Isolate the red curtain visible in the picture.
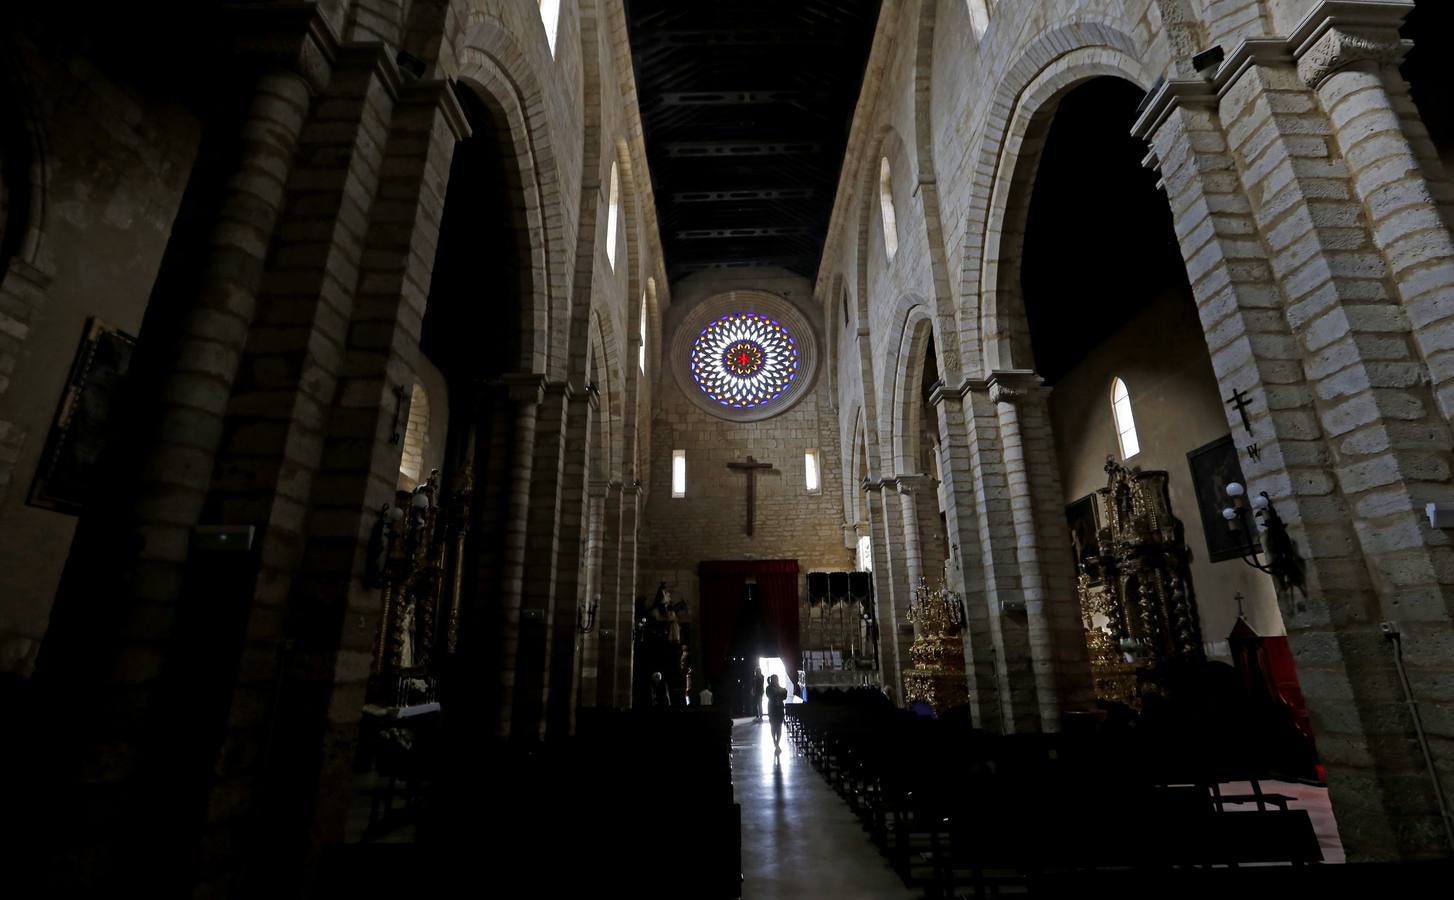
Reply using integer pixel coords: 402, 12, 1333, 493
698, 560, 800, 694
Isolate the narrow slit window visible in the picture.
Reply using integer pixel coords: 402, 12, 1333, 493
606, 162, 620, 269
804, 449, 821, 493
878, 157, 898, 258
671, 449, 686, 498
857, 535, 874, 572
1111, 377, 1140, 459
638, 292, 647, 373
539, 0, 561, 57
967, 0, 990, 38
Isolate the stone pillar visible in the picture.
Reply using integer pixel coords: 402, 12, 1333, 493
989, 372, 1063, 731
595, 480, 625, 706
23, 11, 335, 890
577, 478, 609, 709
896, 473, 948, 594
493, 372, 546, 738
544, 388, 595, 738
616, 482, 641, 706
930, 383, 1001, 731
959, 383, 1039, 732
0, 260, 52, 518
1134, 39, 1454, 855
1295, 3, 1454, 421
513, 380, 570, 740
864, 478, 911, 702
234, 76, 466, 872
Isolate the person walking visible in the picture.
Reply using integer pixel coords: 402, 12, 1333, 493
765, 674, 789, 753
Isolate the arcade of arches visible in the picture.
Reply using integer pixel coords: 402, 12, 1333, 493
2, 0, 1453, 894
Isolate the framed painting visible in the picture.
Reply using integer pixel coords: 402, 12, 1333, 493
1186, 434, 1260, 562
28, 317, 136, 515
1064, 493, 1101, 582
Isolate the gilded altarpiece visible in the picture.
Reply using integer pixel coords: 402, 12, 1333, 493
367, 467, 472, 709
1074, 459, 1203, 708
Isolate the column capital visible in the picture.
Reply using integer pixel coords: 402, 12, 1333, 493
1289, 1, 1412, 88
1130, 78, 1219, 143
588, 479, 614, 499
225, 1, 341, 94
333, 42, 404, 99
985, 369, 1041, 406
492, 372, 549, 405
860, 476, 887, 494
398, 78, 472, 141
894, 473, 938, 495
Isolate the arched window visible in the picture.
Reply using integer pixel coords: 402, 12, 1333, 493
856, 535, 874, 572
967, 0, 991, 38
638, 291, 647, 373
399, 382, 430, 490
1111, 377, 1140, 459
606, 161, 620, 269
878, 156, 898, 258
538, 0, 561, 57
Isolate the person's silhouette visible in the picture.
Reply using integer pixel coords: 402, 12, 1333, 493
751, 667, 765, 722
765, 674, 789, 753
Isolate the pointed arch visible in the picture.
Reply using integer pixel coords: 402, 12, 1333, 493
958, 22, 1150, 375
455, 17, 569, 374
889, 302, 939, 477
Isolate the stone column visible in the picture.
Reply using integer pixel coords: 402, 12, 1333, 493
959, 382, 1038, 732
493, 372, 546, 738
513, 380, 570, 740
1295, 3, 1454, 421
930, 383, 1001, 731
864, 478, 911, 702
544, 387, 595, 738
577, 478, 609, 709
1134, 46, 1453, 856
594, 480, 625, 707
896, 473, 948, 594
989, 372, 1063, 731
236, 76, 467, 868
616, 482, 642, 706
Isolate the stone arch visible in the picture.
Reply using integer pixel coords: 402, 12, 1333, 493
0, 51, 47, 270
345, 0, 410, 45
889, 302, 938, 477
456, 16, 568, 375
958, 23, 1151, 375
910, 0, 965, 386
564, 0, 611, 390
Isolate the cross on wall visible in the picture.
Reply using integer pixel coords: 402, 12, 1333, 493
726, 456, 774, 536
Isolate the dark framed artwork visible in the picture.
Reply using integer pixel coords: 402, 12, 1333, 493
28, 317, 136, 515
1064, 493, 1101, 583
1186, 434, 1260, 563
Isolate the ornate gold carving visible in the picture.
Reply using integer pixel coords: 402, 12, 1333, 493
902, 579, 971, 714
369, 464, 473, 708
1076, 458, 1203, 709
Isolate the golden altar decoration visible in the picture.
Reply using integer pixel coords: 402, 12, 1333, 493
366, 466, 472, 709
902, 579, 971, 714
1076, 458, 1203, 708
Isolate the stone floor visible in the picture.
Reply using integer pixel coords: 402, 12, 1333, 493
732, 716, 919, 900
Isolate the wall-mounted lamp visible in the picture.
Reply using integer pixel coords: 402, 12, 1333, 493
578, 595, 600, 634
1221, 482, 1305, 599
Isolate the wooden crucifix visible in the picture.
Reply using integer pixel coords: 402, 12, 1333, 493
726, 456, 774, 536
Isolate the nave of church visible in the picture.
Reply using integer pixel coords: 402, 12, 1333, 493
2, 1, 1454, 896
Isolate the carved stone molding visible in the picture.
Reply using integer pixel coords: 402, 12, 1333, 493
1290, 1, 1414, 87
397, 78, 472, 142
225, 1, 342, 94
493, 371, 549, 406
1296, 25, 1407, 89
894, 473, 937, 495
986, 369, 1039, 406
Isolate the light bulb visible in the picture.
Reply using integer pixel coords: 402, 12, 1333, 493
1251, 493, 1269, 510
1226, 482, 1245, 498
1222, 508, 1238, 521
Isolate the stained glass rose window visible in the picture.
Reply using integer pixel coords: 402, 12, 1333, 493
689, 312, 799, 409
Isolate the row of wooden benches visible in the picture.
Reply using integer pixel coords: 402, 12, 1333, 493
784, 703, 1323, 897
